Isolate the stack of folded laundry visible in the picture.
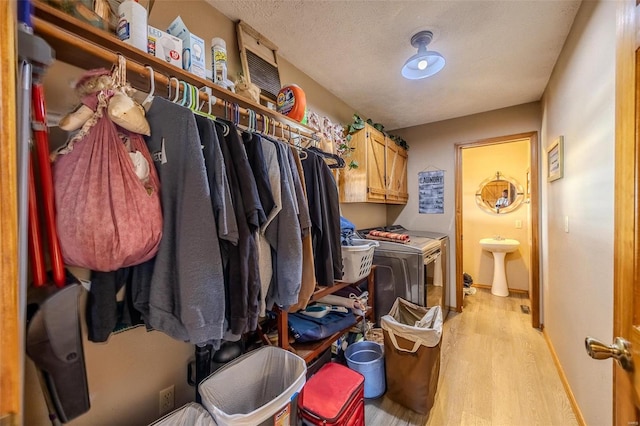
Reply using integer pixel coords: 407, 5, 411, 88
340, 217, 356, 246
365, 230, 410, 244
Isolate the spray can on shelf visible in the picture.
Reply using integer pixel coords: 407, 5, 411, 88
117, 0, 147, 52
211, 37, 228, 85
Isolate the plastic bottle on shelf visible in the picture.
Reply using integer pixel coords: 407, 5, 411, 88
117, 0, 147, 52
211, 37, 228, 85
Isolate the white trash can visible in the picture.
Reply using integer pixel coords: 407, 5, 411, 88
199, 346, 306, 426
151, 402, 216, 425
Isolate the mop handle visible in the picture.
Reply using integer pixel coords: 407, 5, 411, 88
28, 154, 46, 286
31, 83, 65, 287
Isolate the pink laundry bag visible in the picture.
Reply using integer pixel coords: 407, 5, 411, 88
53, 113, 162, 271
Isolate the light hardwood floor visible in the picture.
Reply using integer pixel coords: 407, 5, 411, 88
364, 288, 578, 425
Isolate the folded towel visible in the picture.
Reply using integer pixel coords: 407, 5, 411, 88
340, 216, 356, 233
367, 230, 410, 242
340, 217, 356, 246
366, 235, 410, 244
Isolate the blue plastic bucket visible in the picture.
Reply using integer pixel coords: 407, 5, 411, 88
345, 341, 385, 398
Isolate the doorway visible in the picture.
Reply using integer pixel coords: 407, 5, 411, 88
454, 132, 540, 328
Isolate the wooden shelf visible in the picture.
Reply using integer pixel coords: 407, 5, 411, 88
32, 1, 318, 139
277, 266, 376, 364
290, 307, 372, 362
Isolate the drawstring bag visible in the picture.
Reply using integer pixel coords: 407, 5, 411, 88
53, 63, 162, 272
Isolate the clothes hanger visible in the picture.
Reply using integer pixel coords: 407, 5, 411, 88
142, 66, 155, 108
170, 77, 180, 103
233, 103, 240, 126
179, 81, 188, 107
307, 146, 345, 168
249, 109, 258, 133
193, 85, 229, 138
167, 76, 175, 100
198, 86, 217, 117
187, 83, 197, 112
293, 128, 308, 160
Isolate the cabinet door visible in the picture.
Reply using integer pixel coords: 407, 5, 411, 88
366, 129, 387, 202
386, 144, 408, 204
338, 129, 368, 203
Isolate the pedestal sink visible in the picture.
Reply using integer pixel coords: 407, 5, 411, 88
480, 238, 520, 297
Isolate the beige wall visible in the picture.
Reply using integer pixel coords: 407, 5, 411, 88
388, 102, 541, 307
149, 1, 356, 126
540, 1, 615, 424
461, 140, 531, 292
24, 269, 194, 426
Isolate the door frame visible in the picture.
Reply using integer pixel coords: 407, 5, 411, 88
0, 1, 20, 424
454, 132, 540, 328
613, 0, 637, 423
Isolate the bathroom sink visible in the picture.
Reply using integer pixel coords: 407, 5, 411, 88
480, 238, 520, 253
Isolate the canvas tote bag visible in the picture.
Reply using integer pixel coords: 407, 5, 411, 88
381, 298, 443, 415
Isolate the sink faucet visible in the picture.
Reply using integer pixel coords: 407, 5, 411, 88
494, 235, 503, 241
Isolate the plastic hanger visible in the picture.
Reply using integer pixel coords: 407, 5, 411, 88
293, 127, 308, 160
307, 146, 345, 168
179, 81, 188, 107
142, 65, 154, 108
198, 86, 217, 116
170, 77, 180, 103
188, 83, 197, 110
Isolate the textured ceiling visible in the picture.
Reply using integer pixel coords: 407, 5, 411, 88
206, 0, 582, 130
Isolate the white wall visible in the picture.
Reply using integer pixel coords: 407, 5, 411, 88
388, 102, 541, 308
540, 1, 615, 424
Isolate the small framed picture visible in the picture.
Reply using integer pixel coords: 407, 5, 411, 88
547, 136, 564, 182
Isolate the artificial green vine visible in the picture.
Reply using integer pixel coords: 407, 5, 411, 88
339, 114, 411, 170
339, 114, 365, 170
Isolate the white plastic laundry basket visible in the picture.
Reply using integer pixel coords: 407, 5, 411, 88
339, 239, 379, 283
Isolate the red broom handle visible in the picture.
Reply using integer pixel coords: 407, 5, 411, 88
28, 154, 46, 287
32, 83, 65, 287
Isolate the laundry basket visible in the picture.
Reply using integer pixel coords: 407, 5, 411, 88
381, 298, 443, 415
198, 346, 306, 426
339, 239, 378, 283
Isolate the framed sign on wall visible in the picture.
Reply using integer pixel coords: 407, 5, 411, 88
547, 136, 564, 182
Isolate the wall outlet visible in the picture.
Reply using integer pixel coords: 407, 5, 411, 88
159, 385, 175, 416
515, 219, 522, 229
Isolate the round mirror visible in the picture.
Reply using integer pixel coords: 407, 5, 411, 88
475, 173, 524, 214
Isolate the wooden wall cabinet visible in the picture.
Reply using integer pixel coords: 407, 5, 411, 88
339, 123, 408, 204
385, 142, 408, 204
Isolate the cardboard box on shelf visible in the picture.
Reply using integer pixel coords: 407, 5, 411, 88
147, 26, 182, 68
167, 16, 205, 79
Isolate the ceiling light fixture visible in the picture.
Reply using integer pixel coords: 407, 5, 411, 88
402, 30, 445, 80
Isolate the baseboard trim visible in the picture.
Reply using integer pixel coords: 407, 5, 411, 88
471, 284, 529, 296
542, 329, 586, 426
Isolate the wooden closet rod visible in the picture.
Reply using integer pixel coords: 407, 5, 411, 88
32, 8, 319, 142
